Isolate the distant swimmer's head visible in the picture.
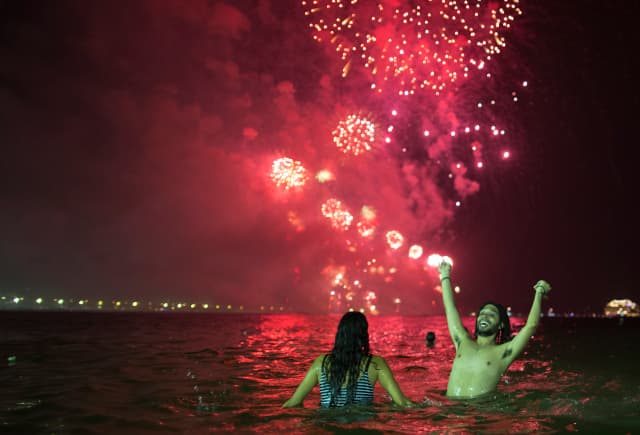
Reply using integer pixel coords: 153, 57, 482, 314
334, 311, 370, 356
426, 331, 436, 347
475, 302, 511, 344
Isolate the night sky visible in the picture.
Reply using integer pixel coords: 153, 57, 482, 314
1, 0, 638, 314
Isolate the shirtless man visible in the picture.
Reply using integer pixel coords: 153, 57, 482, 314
438, 260, 552, 398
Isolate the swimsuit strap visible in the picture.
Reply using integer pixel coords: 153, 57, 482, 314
364, 354, 373, 372
321, 354, 332, 373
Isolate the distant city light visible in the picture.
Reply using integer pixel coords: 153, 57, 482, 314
0, 288, 626, 317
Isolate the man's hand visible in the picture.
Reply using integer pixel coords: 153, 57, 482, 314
533, 280, 552, 295
438, 260, 451, 279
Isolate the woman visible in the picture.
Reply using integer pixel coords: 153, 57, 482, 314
282, 311, 413, 407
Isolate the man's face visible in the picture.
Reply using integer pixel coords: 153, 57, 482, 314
476, 304, 502, 337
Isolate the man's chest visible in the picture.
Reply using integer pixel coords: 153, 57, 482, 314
454, 346, 506, 373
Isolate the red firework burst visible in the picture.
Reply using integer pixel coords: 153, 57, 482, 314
270, 157, 308, 190
321, 198, 354, 231
302, 0, 523, 96
385, 230, 404, 250
332, 114, 377, 156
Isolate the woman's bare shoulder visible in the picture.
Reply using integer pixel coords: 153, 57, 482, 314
316, 354, 327, 360
312, 354, 326, 366
369, 354, 388, 369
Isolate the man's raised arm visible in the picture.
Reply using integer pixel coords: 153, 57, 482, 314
439, 261, 469, 350
504, 280, 552, 364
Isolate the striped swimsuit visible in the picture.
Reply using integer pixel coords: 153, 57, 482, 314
319, 355, 374, 407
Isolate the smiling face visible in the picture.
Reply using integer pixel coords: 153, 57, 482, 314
476, 304, 502, 337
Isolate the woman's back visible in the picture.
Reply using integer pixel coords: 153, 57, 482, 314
282, 312, 412, 408
319, 354, 374, 407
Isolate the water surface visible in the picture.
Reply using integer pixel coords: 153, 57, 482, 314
1, 312, 639, 433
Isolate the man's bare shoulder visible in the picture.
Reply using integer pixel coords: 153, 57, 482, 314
454, 333, 476, 349
496, 341, 516, 360
452, 328, 474, 348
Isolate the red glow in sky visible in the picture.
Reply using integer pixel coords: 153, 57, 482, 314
6, 0, 626, 315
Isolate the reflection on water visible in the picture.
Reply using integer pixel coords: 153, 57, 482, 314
1, 312, 639, 433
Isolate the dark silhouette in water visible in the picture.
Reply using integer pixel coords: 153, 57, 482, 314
426, 331, 436, 348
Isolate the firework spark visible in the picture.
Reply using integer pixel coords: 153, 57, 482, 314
408, 244, 424, 259
357, 220, 376, 238
321, 198, 354, 231
385, 230, 404, 250
270, 157, 309, 190
427, 253, 454, 267
332, 114, 377, 155
302, 0, 523, 96
316, 169, 335, 183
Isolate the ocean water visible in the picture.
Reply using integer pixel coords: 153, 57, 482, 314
1, 312, 639, 434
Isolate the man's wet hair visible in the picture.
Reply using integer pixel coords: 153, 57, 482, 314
475, 301, 512, 344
